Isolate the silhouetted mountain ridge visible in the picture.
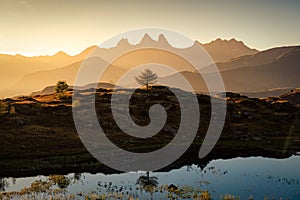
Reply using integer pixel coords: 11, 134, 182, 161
202, 38, 259, 62
160, 46, 300, 93
2, 34, 299, 97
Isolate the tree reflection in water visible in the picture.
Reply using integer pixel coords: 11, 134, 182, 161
136, 172, 159, 200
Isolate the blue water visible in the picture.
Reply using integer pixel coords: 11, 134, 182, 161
2, 156, 300, 199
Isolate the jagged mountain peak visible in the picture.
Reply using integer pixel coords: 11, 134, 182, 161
157, 34, 170, 45
117, 38, 130, 46
202, 38, 258, 62
139, 33, 156, 45
208, 38, 245, 46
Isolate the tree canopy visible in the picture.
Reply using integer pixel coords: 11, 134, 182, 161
135, 69, 158, 91
55, 80, 68, 99
55, 80, 68, 94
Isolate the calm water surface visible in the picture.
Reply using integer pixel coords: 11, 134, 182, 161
2, 156, 300, 199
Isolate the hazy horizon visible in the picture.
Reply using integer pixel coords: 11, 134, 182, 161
1, 35, 299, 58
0, 0, 299, 56
0, 35, 257, 57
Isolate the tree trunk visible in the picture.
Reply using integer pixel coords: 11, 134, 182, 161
146, 83, 149, 91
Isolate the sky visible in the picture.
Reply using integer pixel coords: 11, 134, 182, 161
0, 0, 300, 56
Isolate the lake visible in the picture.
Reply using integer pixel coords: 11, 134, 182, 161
1, 156, 300, 199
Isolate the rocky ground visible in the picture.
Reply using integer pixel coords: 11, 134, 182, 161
0, 86, 300, 177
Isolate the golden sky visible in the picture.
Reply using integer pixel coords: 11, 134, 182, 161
1, 0, 299, 56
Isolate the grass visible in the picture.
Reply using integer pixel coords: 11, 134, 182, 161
0, 178, 286, 200
0, 87, 299, 177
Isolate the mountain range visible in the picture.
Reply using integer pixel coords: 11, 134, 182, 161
160, 46, 300, 94
0, 33, 299, 98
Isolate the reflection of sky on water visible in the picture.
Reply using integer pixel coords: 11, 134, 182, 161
4, 156, 300, 199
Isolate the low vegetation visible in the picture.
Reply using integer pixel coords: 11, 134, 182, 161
0, 101, 7, 114
0, 86, 299, 177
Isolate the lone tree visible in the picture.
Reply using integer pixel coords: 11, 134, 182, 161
135, 69, 158, 91
55, 80, 68, 99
